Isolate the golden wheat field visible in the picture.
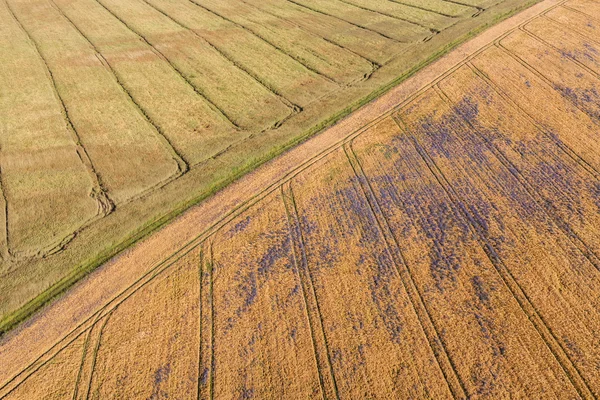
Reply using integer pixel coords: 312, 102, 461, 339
0, 0, 539, 332
1, 0, 599, 398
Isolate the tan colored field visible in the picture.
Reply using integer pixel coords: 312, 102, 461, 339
0, 0, 540, 331
2, 0, 600, 397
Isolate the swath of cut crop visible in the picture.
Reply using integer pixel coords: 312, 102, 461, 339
352, 117, 578, 398
439, 64, 600, 264
0, 0, 100, 256
446, 0, 500, 10
142, 0, 336, 108
398, 88, 600, 397
285, 0, 432, 42
52, 0, 239, 166
336, 0, 455, 30
471, 46, 600, 176
291, 148, 452, 398
388, 0, 474, 18
87, 250, 200, 399
8, 0, 182, 205
240, 0, 406, 65
208, 191, 323, 398
524, 16, 600, 81
96, 0, 291, 131
500, 29, 600, 124
1, 333, 86, 399
190, 0, 375, 85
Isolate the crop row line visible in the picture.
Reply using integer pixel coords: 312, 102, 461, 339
435, 74, 600, 269
196, 247, 207, 400
196, 242, 216, 400
496, 36, 600, 137
281, 183, 340, 400
336, 0, 442, 33
284, 0, 412, 43
0, 0, 116, 260
560, 2, 600, 23
239, 0, 383, 69
467, 57, 600, 183
47, 0, 189, 177
0, 330, 86, 398
25, 0, 301, 230
519, 19, 600, 172
442, 0, 485, 13
4, 0, 114, 213
0, 307, 113, 399
73, 311, 113, 400
72, 312, 102, 400
90, 0, 241, 129
186, 0, 344, 85
7, 0, 230, 259
2, 0, 112, 211
438, 79, 598, 251
4, 0, 113, 206
196, 0, 569, 190
0, 0, 509, 261
387, 0, 462, 18
520, 19, 600, 98
138, 0, 303, 118
392, 111, 595, 399
343, 143, 468, 398
480, 39, 600, 179
0, 146, 9, 260
0, 235, 204, 394
542, 8, 600, 48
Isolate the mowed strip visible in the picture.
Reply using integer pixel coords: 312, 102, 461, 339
51, 0, 239, 165
87, 251, 200, 398
291, 149, 452, 398
439, 65, 600, 268
0, 0, 101, 256
286, 0, 433, 42
191, 0, 375, 85
335, 0, 457, 30
352, 118, 577, 397
387, 0, 475, 17
8, 0, 182, 205
240, 0, 407, 65
398, 87, 600, 396
96, 0, 291, 131
142, 0, 336, 108
205, 192, 323, 398
449, 0, 502, 9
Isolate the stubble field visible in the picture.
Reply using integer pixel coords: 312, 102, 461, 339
1, 0, 600, 397
0, 0, 538, 331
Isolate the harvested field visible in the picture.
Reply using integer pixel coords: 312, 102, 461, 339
2, 0, 600, 397
0, 0, 539, 330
